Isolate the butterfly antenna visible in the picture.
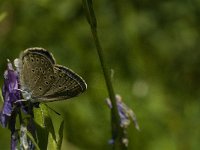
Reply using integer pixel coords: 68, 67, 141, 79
44, 104, 61, 116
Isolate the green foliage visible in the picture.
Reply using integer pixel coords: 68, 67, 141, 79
57, 120, 64, 150
0, 0, 200, 150
26, 131, 41, 150
34, 104, 64, 150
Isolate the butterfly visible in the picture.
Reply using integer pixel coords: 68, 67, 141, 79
17, 47, 87, 103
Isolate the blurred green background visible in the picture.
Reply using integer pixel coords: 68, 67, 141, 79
0, 0, 200, 150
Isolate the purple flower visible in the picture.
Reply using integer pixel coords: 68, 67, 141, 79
106, 94, 140, 146
106, 94, 140, 130
0, 59, 36, 150
11, 131, 19, 150
0, 60, 22, 150
0, 59, 21, 127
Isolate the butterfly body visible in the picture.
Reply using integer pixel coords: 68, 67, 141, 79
19, 47, 87, 103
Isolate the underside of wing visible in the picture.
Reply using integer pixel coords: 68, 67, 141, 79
41, 65, 87, 102
20, 48, 56, 98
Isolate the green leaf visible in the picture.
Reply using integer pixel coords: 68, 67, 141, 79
0, 88, 3, 102
57, 120, 64, 150
26, 131, 41, 150
34, 104, 50, 150
34, 104, 64, 150
47, 131, 58, 150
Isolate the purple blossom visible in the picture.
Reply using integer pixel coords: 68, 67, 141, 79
0, 59, 36, 150
106, 94, 140, 130
0, 59, 21, 127
11, 131, 19, 150
106, 94, 140, 146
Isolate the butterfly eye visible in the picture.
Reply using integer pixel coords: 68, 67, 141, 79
32, 69, 35, 73
39, 87, 42, 91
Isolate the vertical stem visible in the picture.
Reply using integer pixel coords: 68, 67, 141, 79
91, 26, 122, 150
82, 0, 127, 149
91, 28, 121, 136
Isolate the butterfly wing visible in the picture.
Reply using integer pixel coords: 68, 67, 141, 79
20, 47, 87, 102
20, 48, 56, 98
41, 65, 87, 102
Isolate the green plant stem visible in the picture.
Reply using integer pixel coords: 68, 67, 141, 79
91, 28, 120, 125
82, 0, 127, 149
91, 28, 125, 150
